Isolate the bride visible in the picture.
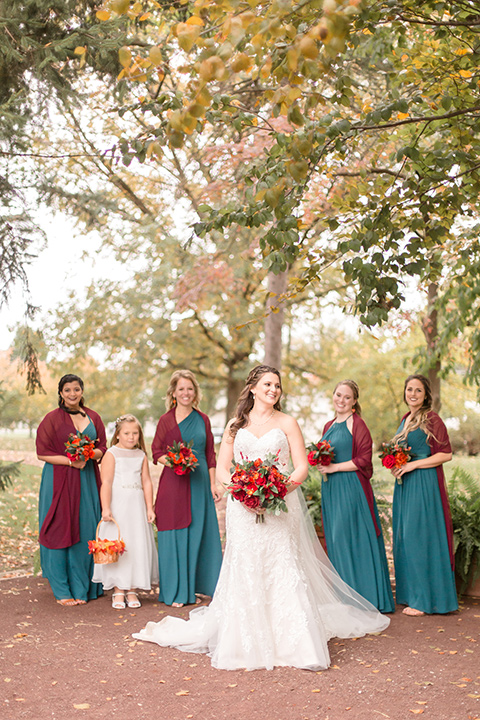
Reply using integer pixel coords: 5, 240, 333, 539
133, 365, 390, 671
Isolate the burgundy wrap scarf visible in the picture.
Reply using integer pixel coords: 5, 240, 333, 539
152, 408, 216, 531
401, 410, 454, 570
36, 407, 106, 550
323, 413, 381, 536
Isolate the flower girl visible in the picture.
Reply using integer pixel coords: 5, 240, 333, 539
93, 415, 159, 608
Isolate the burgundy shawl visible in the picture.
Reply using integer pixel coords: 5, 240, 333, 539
36, 407, 106, 550
152, 408, 216, 532
323, 413, 380, 536
401, 410, 454, 569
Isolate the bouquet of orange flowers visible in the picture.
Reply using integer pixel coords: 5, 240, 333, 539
65, 432, 95, 462
306, 440, 335, 468
378, 440, 412, 484
165, 440, 199, 475
226, 452, 289, 524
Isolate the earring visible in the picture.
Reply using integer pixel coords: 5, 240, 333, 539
172, 397, 177, 406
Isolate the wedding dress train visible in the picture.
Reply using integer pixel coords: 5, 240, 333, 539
133, 428, 390, 670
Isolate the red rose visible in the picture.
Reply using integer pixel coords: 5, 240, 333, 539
174, 466, 188, 475
244, 496, 260, 509
382, 455, 396, 469
307, 451, 319, 466
319, 455, 332, 466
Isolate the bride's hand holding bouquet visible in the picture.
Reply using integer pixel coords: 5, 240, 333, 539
226, 452, 289, 523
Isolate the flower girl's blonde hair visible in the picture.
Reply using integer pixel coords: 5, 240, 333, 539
111, 414, 147, 453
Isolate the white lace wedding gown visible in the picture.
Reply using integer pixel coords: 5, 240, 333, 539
133, 428, 390, 670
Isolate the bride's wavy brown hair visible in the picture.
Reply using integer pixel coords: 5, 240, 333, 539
229, 365, 283, 439
394, 373, 436, 444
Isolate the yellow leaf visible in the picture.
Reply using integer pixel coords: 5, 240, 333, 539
111, 0, 130, 13
459, 70, 473, 78
231, 53, 252, 73
74, 46, 86, 55
186, 16, 204, 26
455, 48, 469, 55
312, 689, 321, 693
149, 46, 163, 65
73, 704, 91, 710
96, 10, 111, 21
118, 46, 132, 68
227, 683, 237, 688
139, 12, 151, 21
409, 711, 424, 715
401, 54, 409, 62
175, 690, 189, 696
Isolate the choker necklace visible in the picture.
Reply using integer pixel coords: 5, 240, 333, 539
63, 406, 86, 417
249, 408, 275, 426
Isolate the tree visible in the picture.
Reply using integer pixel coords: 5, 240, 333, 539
90, 0, 480, 384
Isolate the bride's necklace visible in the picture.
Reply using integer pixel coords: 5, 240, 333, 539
249, 408, 275, 426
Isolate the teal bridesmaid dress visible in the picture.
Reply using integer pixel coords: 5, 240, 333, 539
392, 423, 458, 613
321, 420, 394, 613
38, 419, 103, 601
157, 410, 222, 605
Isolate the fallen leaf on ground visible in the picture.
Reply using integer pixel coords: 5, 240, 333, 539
176, 690, 189, 696
73, 704, 90, 709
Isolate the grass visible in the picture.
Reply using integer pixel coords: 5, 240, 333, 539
1, 431, 480, 577
0, 463, 41, 577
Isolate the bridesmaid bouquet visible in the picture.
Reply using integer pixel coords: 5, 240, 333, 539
165, 440, 199, 475
226, 452, 288, 524
64, 432, 96, 462
306, 440, 335, 468
378, 440, 412, 483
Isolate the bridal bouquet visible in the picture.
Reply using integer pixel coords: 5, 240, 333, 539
65, 432, 96, 463
165, 440, 199, 475
307, 440, 335, 468
378, 440, 412, 484
226, 452, 289, 524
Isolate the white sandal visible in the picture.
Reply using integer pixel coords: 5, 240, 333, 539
112, 592, 125, 609
126, 591, 141, 609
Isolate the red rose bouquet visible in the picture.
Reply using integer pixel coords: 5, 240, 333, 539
165, 440, 199, 475
226, 452, 289, 524
307, 440, 335, 467
378, 440, 412, 484
65, 432, 96, 462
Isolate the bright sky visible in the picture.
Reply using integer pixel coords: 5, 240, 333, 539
0, 214, 111, 351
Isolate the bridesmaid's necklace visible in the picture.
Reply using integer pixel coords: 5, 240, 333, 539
249, 408, 275, 426
334, 412, 353, 424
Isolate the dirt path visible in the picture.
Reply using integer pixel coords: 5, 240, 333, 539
1, 576, 479, 720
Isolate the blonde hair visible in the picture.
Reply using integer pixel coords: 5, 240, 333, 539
394, 374, 435, 445
111, 414, 147, 453
165, 369, 201, 411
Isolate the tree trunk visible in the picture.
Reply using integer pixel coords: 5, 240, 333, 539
421, 281, 441, 413
226, 374, 244, 422
264, 269, 288, 370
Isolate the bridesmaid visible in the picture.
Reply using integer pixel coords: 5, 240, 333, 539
152, 370, 222, 607
390, 374, 458, 616
317, 380, 394, 613
36, 374, 106, 605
